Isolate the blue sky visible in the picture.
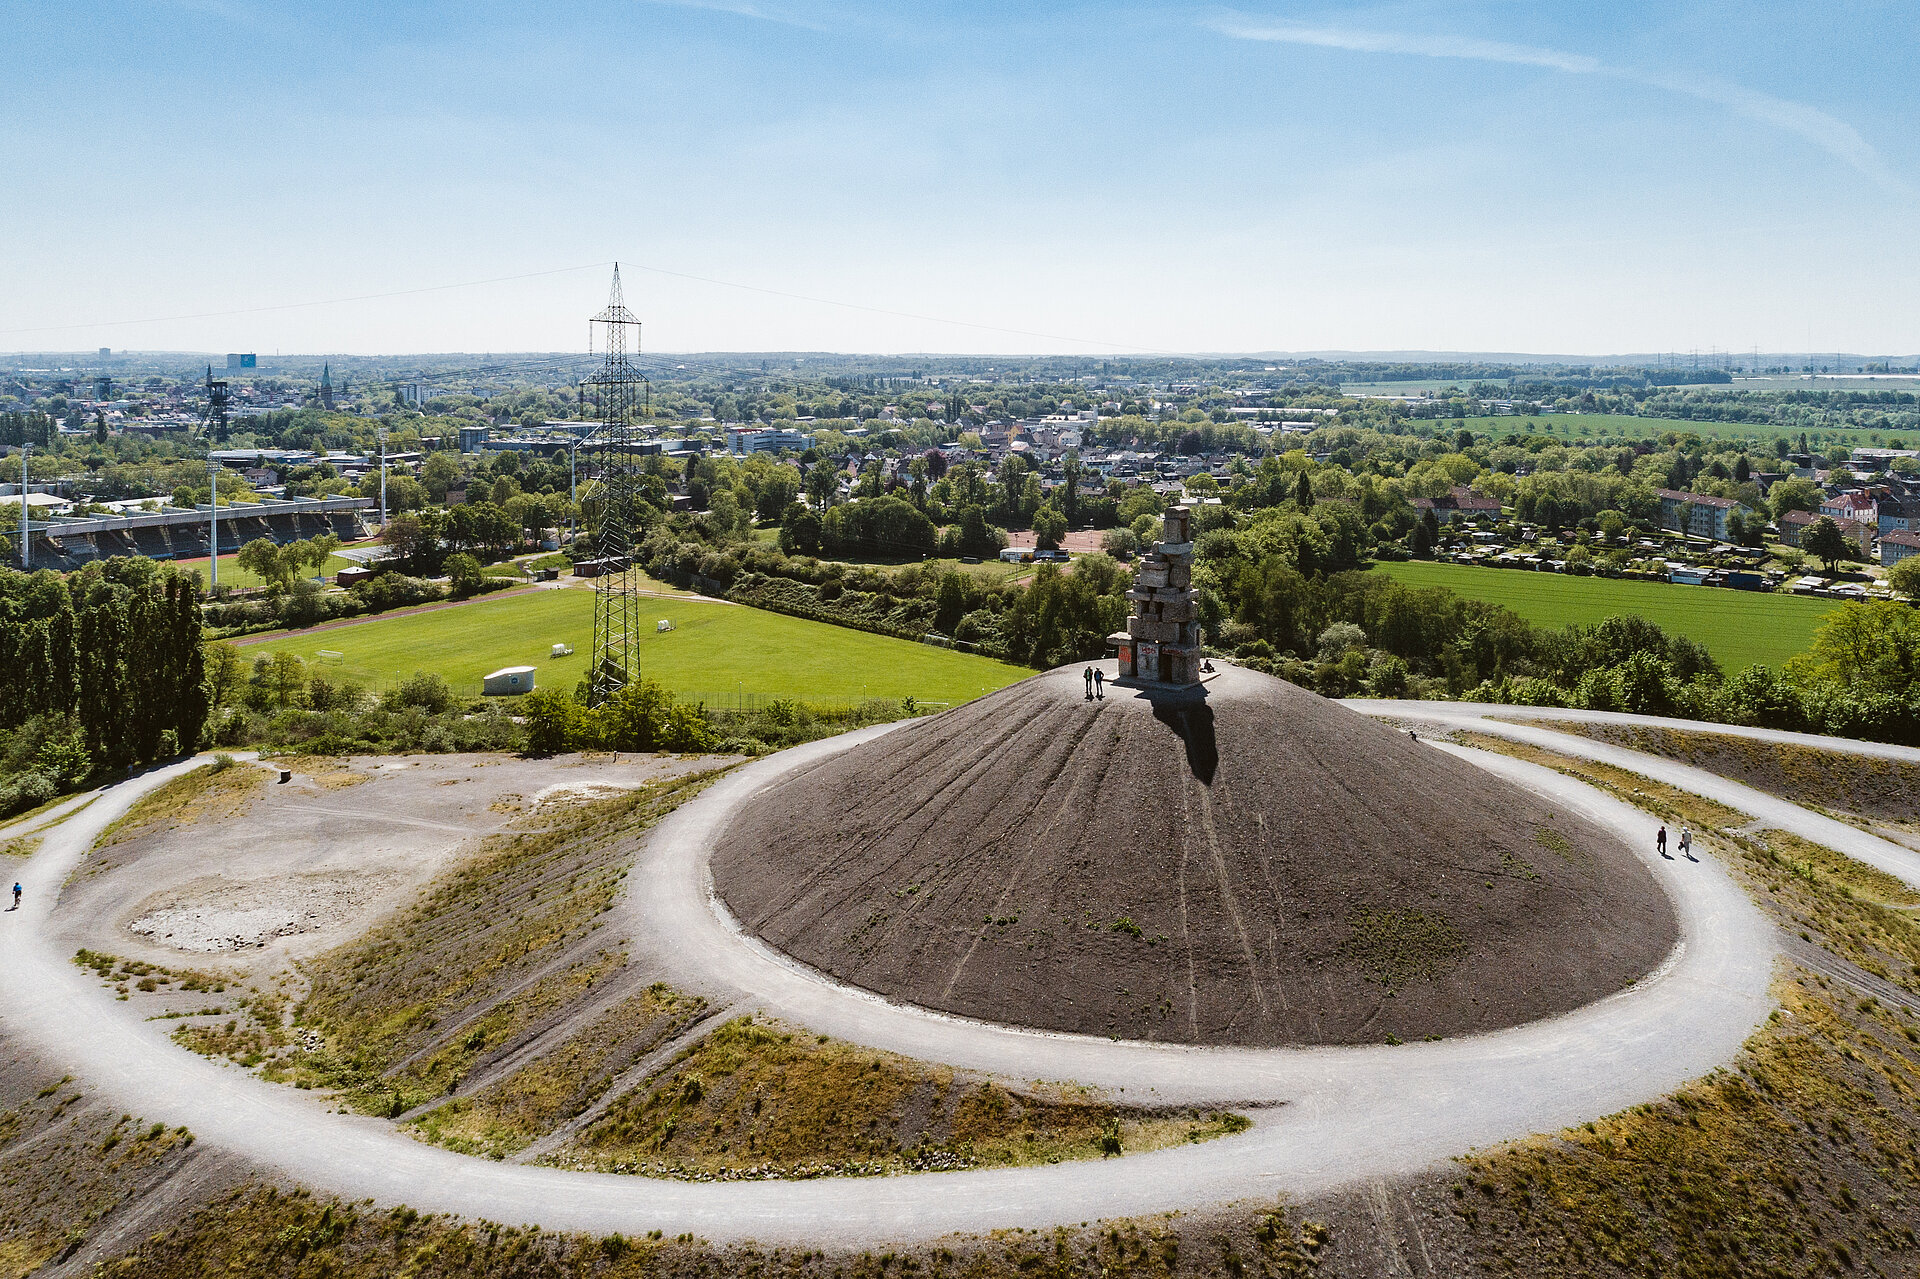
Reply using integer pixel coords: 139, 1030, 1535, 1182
3, 1, 1915, 355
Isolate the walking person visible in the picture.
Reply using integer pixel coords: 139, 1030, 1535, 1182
10, 882, 19, 910
1082, 667, 1094, 700
1656, 825, 1670, 859
1093, 667, 1105, 700
1680, 827, 1694, 860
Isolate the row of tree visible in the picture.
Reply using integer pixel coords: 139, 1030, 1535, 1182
0, 560, 208, 800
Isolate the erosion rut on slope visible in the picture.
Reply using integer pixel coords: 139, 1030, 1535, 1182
713, 664, 1677, 1046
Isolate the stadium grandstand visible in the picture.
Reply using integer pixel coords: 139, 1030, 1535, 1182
20, 496, 372, 572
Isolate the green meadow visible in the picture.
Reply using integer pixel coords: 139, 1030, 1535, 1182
1374, 559, 1840, 671
233, 586, 1030, 706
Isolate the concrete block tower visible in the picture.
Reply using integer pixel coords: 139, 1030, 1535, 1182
1113, 505, 1202, 684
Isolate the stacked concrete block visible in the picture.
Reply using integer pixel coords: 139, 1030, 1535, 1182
1110, 505, 1203, 684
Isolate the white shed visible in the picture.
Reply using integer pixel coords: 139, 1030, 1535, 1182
483, 665, 536, 696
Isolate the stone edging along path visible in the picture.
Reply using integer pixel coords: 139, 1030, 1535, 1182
0, 711, 1797, 1244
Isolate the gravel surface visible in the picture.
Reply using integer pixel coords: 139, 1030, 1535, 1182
714, 664, 1676, 1046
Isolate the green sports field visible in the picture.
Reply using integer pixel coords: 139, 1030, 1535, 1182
236, 587, 1030, 706
1374, 560, 1841, 672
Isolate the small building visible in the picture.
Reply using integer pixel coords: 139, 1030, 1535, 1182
1882, 530, 1920, 567
725, 425, 810, 455
336, 565, 374, 587
482, 665, 536, 696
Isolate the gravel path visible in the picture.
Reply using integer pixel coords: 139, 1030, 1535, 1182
1357, 702, 1920, 888
0, 712, 1794, 1245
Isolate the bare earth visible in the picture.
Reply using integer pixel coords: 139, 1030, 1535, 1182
713, 663, 1679, 1047
55, 752, 719, 980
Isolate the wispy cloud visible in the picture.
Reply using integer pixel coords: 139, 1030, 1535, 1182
1212, 13, 1904, 193
639, 0, 827, 31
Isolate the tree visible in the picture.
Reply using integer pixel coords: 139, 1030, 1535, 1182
933, 572, 968, 634
1295, 471, 1314, 510
1888, 556, 1920, 599
1803, 516, 1856, 574
236, 539, 296, 591
1059, 452, 1082, 527
263, 650, 307, 709
92, 411, 107, 445
1769, 478, 1821, 521
444, 552, 484, 598
519, 687, 584, 754
1031, 502, 1068, 550
381, 513, 445, 577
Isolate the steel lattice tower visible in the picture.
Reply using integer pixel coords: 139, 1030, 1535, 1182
580, 264, 651, 706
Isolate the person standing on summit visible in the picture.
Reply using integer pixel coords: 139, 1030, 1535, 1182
1093, 667, 1105, 700
1083, 667, 1094, 700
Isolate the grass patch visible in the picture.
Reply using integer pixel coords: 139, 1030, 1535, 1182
94, 759, 264, 849
233, 587, 1028, 705
0, 834, 39, 859
1374, 559, 1838, 672
1341, 907, 1468, 993
561, 1015, 1249, 1179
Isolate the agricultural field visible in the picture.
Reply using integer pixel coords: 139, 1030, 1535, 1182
1374, 559, 1840, 672
1448, 413, 1803, 442
234, 585, 1029, 706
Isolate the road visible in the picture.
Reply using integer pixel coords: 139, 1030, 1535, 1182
0, 705, 1872, 1245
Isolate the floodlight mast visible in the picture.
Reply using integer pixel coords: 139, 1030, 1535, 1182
19, 444, 29, 570
203, 366, 230, 587
578, 264, 651, 708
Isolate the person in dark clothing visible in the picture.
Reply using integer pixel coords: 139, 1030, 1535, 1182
1082, 667, 1094, 700
1656, 825, 1670, 859
1093, 668, 1105, 699
10, 882, 19, 909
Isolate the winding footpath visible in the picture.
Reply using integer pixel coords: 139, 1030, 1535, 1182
2, 705, 1912, 1244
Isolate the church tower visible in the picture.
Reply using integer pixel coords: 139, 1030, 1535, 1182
319, 362, 335, 411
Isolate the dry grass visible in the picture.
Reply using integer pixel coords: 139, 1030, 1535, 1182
1342, 908, 1467, 993
1450, 972, 1920, 1276
561, 1015, 1250, 1180
276, 769, 730, 1118
1456, 732, 1920, 998
1534, 719, 1920, 824
94, 759, 264, 848
407, 982, 705, 1159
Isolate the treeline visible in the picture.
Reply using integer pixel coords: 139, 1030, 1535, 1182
1212, 566, 1920, 746
0, 412, 56, 447
0, 560, 208, 815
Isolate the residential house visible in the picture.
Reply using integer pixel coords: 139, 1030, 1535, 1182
1411, 486, 1503, 524
1882, 530, 1920, 567
1821, 491, 1878, 524
1878, 496, 1920, 535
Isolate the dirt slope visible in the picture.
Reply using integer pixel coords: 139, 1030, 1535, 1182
714, 664, 1677, 1046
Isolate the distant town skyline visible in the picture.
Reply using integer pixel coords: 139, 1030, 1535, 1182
5, 1, 1915, 356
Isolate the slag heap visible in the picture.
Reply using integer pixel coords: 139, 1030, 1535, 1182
1114, 504, 1201, 685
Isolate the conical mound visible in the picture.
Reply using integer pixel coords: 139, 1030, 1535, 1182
712, 664, 1677, 1046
